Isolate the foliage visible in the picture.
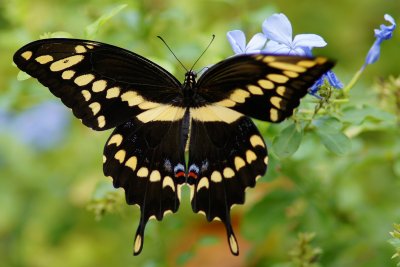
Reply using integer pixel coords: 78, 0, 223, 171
389, 223, 400, 266
0, 1, 399, 267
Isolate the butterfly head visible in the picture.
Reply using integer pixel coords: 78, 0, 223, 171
183, 70, 197, 88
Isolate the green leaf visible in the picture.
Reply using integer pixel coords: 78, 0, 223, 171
313, 116, 342, 132
17, 70, 31, 81
313, 116, 351, 155
40, 31, 74, 39
342, 105, 396, 125
176, 251, 194, 266
84, 4, 127, 39
272, 123, 303, 158
317, 130, 351, 155
242, 190, 297, 241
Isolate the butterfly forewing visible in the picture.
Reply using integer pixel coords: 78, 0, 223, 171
13, 38, 182, 130
197, 54, 334, 122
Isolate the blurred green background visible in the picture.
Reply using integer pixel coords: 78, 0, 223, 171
1, 0, 400, 266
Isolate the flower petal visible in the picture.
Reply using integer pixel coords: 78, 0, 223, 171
246, 33, 267, 53
365, 39, 383, 65
374, 14, 396, 40
262, 13, 293, 45
264, 41, 307, 55
227, 30, 246, 54
326, 70, 343, 89
384, 14, 396, 28
292, 34, 327, 48
309, 70, 343, 96
264, 41, 292, 54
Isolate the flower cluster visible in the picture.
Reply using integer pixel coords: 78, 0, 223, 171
227, 13, 342, 95
363, 14, 396, 70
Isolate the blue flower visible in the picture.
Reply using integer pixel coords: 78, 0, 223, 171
1, 101, 71, 150
309, 70, 344, 96
262, 13, 327, 56
227, 13, 342, 95
227, 30, 267, 54
262, 13, 342, 94
363, 14, 396, 69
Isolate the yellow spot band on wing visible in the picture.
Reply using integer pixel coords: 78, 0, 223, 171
246, 150, 257, 164
247, 85, 263, 95
81, 90, 91, 101
229, 234, 239, 255
134, 235, 142, 254
35, 55, 54, 64
162, 176, 175, 191
234, 156, 246, 171
270, 108, 279, 122
97, 116, 106, 128
106, 87, 120, 99
297, 60, 316, 68
136, 105, 186, 123
107, 134, 123, 147
258, 79, 274, 89
62, 70, 75, 80
137, 167, 149, 177
89, 102, 101, 115
121, 91, 144, 106
21, 51, 32, 60
223, 167, 235, 178
210, 171, 222, 183
114, 150, 126, 163
197, 177, 209, 191
230, 89, 250, 103
92, 80, 107, 92
267, 74, 289, 84
75, 45, 87, 53
75, 74, 95, 86
149, 170, 161, 182
191, 105, 242, 123
268, 61, 306, 72
250, 135, 265, 148
50, 55, 85, 72
215, 99, 236, 108
125, 156, 137, 171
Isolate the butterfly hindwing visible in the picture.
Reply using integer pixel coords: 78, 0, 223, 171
103, 113, 187, 255
197, 54, 334, 122
13, 38, 182, 131
187, 115, 268, 255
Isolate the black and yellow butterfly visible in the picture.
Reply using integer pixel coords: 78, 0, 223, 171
13, 38, 334, 255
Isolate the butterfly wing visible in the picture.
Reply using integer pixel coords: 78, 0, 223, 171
189, 54, 334, 254
187, 115, 267, 255
14, 38, 187, 255
103, 112, 187, 255
196, 54, 335, 122
13, 38, 182, 130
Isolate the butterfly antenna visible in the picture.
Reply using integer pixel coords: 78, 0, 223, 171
189, 34, 215, 71
157, 36, 188, 72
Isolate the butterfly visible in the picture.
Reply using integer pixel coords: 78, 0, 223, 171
13, 38, 334, 255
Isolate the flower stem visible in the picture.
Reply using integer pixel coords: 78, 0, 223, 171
343, 68, 364, 94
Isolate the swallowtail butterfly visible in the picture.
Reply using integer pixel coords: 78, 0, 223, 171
13, 38, 334, 255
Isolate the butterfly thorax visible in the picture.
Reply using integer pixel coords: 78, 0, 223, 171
182, 71, 197, 105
